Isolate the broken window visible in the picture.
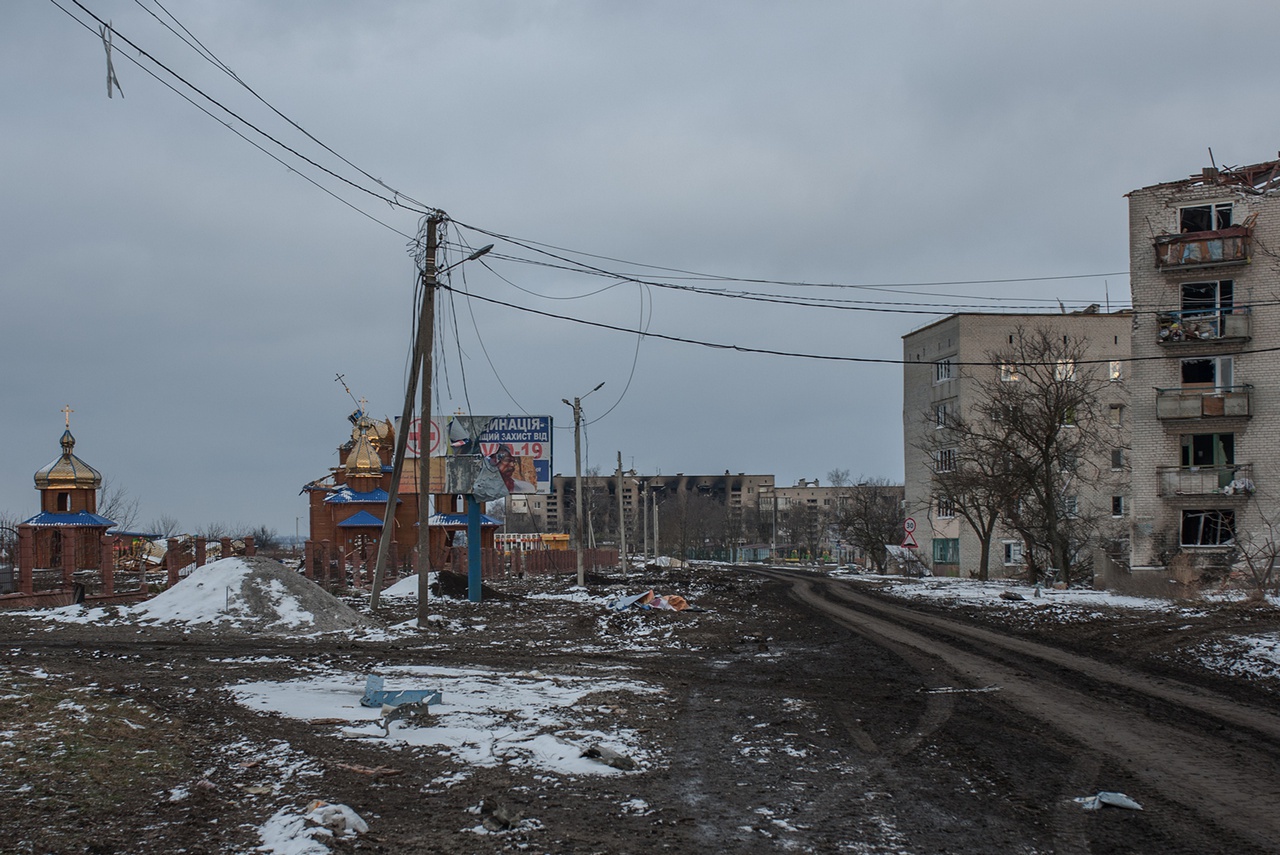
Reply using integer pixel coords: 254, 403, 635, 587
935, 496, 956, 518
933, 538, 959, 564
1054, 359, 1077, 382
1111, 448, 1125, 470
935, 399, 955, 428
1000, 362, 1021, 382
1108, 360, 1123, 381
934, 448, 957, 473
1002, 540, 1023, 565
934, 359, 954, 384
1179, 202, 1233, 233
1183, 279, 1234, 313
1112, 496, 1126, 517
1180, 433, 1234, 468
1181, 356, 1233, 389
1181, 509, 1235, 546
1109, 404, 1125, 426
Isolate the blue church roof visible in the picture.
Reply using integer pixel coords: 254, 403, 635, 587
337, 510, 385, 527
325, 487, 394, 505
22, 510, 116, 528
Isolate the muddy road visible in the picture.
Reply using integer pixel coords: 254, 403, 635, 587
2, 563, 1277, 853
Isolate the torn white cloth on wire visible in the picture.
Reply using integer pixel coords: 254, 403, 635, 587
100, 21, 123, 98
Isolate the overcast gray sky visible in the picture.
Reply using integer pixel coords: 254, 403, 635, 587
5, 1, 1280, 537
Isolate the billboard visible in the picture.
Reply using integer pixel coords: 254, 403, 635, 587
444, 415, 553, 496
396, 414, 553, 496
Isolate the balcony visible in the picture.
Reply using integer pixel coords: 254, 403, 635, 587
1156, 463, 1254, 497
1157, 307, 1251, 345
1155, 385, 1251, 419
1154, 226, 1251, 271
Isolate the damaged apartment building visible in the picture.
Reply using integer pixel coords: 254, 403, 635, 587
1126, 157, 1280, 571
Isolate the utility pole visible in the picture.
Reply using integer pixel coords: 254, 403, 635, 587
616, 452, 626, 575
563, 382, 603, 587
370, 230, 493, 612
641, 479, 649, 562
652, 488, 659, 560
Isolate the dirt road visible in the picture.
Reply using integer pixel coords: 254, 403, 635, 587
758, 567, 1280, 852
2, 563, 1277, 853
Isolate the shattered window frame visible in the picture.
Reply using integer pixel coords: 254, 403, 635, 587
1178, 202, 1233, 233
1002, 540, 1023, 565
1180, 509, 1236, 546
934, 358, 954, 385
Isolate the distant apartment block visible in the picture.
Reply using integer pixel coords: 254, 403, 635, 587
903, 313, 1131, 578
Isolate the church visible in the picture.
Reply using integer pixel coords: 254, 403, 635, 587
301, 407, 499, 583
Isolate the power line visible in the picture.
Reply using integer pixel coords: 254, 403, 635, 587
440, 281, 1280, 369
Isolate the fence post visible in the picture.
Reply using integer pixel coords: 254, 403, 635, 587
167, 537, 180, 587
196, 537, 207, 568
100, 534, 115, 596
18, 526, 34, 595
244, 535, 256, 557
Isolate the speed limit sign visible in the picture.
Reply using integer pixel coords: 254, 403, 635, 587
904, 517, 916, 533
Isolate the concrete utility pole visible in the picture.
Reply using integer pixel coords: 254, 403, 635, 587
641, 479, 649, 562
616, 452, 626, 575
563, 382, 603, 587
652, 488, 659, 559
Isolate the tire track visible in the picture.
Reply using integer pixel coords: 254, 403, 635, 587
754, 567, 1280, 850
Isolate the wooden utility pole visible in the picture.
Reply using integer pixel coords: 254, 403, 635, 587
416, 220, 440, 625
369, 216, 442, 617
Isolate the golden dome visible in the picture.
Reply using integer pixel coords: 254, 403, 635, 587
345, 424, 383, 477
34, 429, 102, 490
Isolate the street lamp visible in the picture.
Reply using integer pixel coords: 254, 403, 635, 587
563, 382, 604, 587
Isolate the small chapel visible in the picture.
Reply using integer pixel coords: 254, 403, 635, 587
13, 409, 116, 601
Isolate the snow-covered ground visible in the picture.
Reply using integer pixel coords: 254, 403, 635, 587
832, 568, 1280, 684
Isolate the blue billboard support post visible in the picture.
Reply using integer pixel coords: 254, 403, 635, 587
467, 496, 482, 603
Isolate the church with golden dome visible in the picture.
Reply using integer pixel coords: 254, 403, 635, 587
13, 408, 117, 601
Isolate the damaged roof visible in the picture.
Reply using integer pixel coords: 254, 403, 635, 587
1130, 157, 1280, 195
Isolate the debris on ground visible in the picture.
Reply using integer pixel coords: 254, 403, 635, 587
360, 674, 442, 708
608, 589, 691, 612
479, 796, 525, 831
582, 743, 637, 771
1073, 791, 1144, 811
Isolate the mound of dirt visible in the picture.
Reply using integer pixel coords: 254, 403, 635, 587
132, 556, 377, 634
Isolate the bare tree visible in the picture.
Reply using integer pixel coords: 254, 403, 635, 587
924, 328, 1124, 586
782, 503, 825, 562
827, 469, 852, 488
833, 479, 905, 572
1229, 497, 1280, 597
97, 479, 139, 531
148, 515, 181, 538
918, 424, 1009, 581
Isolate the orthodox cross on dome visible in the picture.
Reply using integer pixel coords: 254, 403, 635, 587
358, 397, 368, 412
61, 405, 74, 429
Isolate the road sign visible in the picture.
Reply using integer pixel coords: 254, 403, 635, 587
902, 531, 918, 549
903, 517, 917, 534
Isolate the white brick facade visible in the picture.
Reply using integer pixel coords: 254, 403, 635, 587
902, 313, 1130, 578
1126, 161, 1280, 569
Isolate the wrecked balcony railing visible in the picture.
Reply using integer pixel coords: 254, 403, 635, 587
1156, 463, 1252, 497
1155, 385, 1252, 419
1157, 307, 1251, 344
1154, 226, 1251, 270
